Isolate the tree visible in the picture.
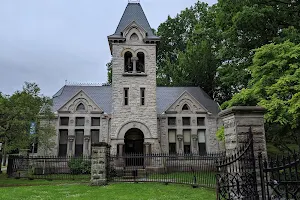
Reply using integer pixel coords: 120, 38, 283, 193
37, 99, 56, 156
216, 0, 300, 103
0, 82, 46, 160
156, 2, 211, 86
222, 41, 300, 150
106, 60, 112, 85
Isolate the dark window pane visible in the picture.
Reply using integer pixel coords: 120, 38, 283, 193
184, 145, 191, 154
182, 104, 189, 110
60, 117, 69, 126
169, 143, 176, 154
137, 52, 145, 73
124, 88, 129, 105
75, 145, 83, 157
168, 117, 176, 126
91, 117, 100, 126
140, 88, 145, 106
75, 117, 85, 126
198, 143, 206, 155
75, 130, 84, 157
76, 103, 85, 111
59, 130, 68, 144
197, 117, 205, 126
182, 117, 190, 126
59, 130, 68, 157
91, 130, 100, 144
59, 144, 67, 157
124, 52, 133, 72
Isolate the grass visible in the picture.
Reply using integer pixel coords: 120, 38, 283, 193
267, 143, 299, 157
0, 173, 88, 187
148, 172, 216, 187
0, 182, 216, 200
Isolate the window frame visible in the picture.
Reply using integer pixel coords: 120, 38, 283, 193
197, 117, 205, 126
75, 117, 85, 126
140, 88, 145, 106
91, 117, 100, 126
182, 117, 191, 126
124, 88, 129, 106
60, 117, 69, 126
168, 117, 176, 126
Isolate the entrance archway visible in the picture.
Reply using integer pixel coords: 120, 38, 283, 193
124, 128, 144, 166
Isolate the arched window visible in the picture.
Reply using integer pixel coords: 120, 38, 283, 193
137, 52, 145, 73
76, 103, 85, 111
182, 104, 190, 111
124, 51, 133, 73
130, 33, 139, 41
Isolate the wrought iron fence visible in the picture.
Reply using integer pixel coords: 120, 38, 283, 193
259, 151, 300, 200
108, 152, 224, 188
7, 155, 91, 181
216, 127, 258, 200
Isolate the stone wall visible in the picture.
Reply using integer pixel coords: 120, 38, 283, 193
219, 106, 267, 199
158, 113, 220, 154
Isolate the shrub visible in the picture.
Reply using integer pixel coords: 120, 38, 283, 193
216, 126, 225, 141
68, 157, 91, 175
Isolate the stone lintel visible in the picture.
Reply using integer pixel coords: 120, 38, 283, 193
122, 73, 148, 77
219, 106, 266, 118
165, 111, 177, 114
91, 142, 111, 148
91, 111, 104, 114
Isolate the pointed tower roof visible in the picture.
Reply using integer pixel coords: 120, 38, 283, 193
108, 2, 159, 41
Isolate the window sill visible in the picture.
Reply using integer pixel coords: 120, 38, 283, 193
123, 72, 147, 77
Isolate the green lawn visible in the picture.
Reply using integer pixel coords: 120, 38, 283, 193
0, 173, 88, 187
0, 182, 216, 200
148, 172, 216, 187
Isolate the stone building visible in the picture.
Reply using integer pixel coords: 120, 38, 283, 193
39, 2, 221, 157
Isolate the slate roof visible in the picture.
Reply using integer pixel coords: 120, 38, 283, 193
108, 3, 159, 40
52, 86, 220, 115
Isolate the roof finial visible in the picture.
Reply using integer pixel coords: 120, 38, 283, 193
128, 0, 140, 3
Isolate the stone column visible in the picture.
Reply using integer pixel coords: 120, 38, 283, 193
177, 135, 184, 154
144, 142, 151, 167
117, 143, 125, 167
118, 143, 124, 156
67, 136, 75, 157
90, 142, 110, 186
191, 135, 198, 154
131, 57, 138, 73
219, 106, 267, 199
84, 136, 90, 156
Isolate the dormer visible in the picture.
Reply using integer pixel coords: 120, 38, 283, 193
107, 1, 160, 54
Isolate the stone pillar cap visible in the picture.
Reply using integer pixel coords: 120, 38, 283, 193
219, 106, 266, 118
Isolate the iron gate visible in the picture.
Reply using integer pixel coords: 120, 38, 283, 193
260, 151, 300, 200
216, 127, 259, 199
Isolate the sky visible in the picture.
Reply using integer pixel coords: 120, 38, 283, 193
0, 0, 217, 97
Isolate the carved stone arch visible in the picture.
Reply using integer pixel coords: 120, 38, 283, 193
117, 121, 152, 139
134, 48, 148, 57
120, 48, 135, 57
130, 33, 139, 41
69, 98, 89, 113
123, 21, 146, 39
175, 99, 195, 114
125, 27, 144, 42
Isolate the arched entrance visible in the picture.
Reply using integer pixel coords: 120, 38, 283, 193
124, 128, 144, 166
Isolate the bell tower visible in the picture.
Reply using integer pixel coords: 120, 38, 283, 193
108, 1, 160, 154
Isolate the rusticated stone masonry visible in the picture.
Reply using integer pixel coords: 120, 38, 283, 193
90, 143, 110, 186
219, 106, 268, 199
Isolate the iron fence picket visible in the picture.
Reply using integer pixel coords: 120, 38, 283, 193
108, 152, 222, 188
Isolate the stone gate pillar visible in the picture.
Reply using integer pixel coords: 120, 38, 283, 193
90, 142, 110, 186
219, 106, 268, 199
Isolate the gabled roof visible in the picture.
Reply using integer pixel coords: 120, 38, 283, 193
52, 86, 220, 115
109, 3, 159, 40
156, 87, 220, 115
52, 86, 112, 113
